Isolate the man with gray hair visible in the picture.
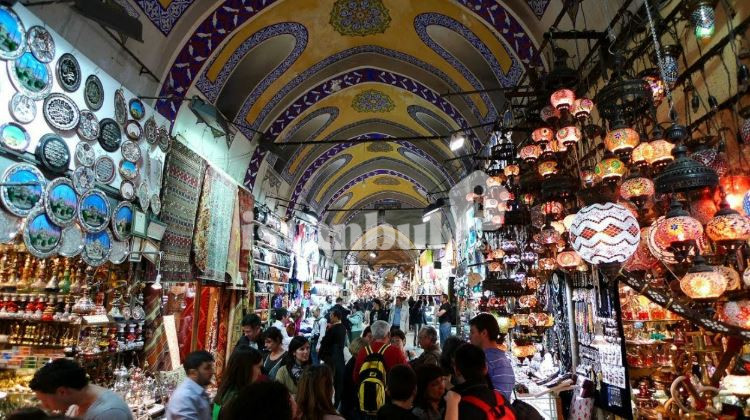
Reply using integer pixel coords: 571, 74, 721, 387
410, 326, 441, 369
352, 320, 408, 382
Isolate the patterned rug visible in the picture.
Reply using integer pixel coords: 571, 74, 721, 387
225, 195, 241, 285
159, 140, 207, 281
143, 283, 170, 371
238, 189, 254, 287
194, 167, 237, 282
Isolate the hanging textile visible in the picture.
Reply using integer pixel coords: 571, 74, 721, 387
419, 250, 433, 267
194, 167, 238, 282
159, 140, 207, 281
238, 190, 255, 286
143, 283, 170, 371
225, 194, 241, 285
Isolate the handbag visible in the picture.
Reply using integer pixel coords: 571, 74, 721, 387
510, 390, 544, 420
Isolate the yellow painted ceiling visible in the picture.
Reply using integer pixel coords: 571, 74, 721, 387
330, 175, 428, 224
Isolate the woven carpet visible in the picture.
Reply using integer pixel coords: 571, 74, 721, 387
238, 189, 254, 287
194, 167, 237, 282
143, 283, 170, 371
225, 195, 241, 285
159, 140, 207, 281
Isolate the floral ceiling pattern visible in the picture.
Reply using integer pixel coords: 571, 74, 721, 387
351, 89, 395, 113
135, 0, 194, 35
329, 0, 392, 36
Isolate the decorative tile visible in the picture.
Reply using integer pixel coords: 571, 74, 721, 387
135, 0, 194, 35
351, 89, 395, 113
526, 0, 551, 20
330, 0, 391, 36
114, 0, 140, 18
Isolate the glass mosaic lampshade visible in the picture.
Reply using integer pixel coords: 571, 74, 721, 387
741, 114, 750, 144
569, 202, 640, 265
690, 0, 716, 40
540, 224, 561, 246
504, 163, 520, 177
540, 105, 559, 123
538, 160, 558, 178
639, 68, 666, 105
623, 227, 659, 273
744, 191, 750, 216
542, 201, 564, 216
550, 88, 576, 111
538, 257, 557, 271
563, 214, 577, 230
719, 300, 750, 330
653, 200, 704, 262
532, 127, 553, 143
631, 142, 654, 167
656, 45, 682, 88
605, 127, 640, 157
520, 144, 542, 163
648, 139, 675, 168
594, 155, 627, 183
557, 249, 582, 269
692, 148, 728, 177
721, 374, 750, 397
572, 98, 594, 120
620, 176, 655, 207
706, 203, 750, 245
679, 255, 727, 300
715, 265, 741, 291
556, 126, 582, 147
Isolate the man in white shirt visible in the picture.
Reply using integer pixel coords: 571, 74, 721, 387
271, 308, 292, 350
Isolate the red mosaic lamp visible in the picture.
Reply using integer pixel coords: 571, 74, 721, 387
706, 198, 750, 252
556, 126, 582, 148
654, 199, 704, 264
519, 144, 542, 163
550, 88, 576, 111
532, 127, 554, 143
572, 97, 594, 120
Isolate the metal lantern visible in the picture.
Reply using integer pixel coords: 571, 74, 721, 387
631, 142, 653, 167
655, 144, 718, 193
556, 126, 582, 147
572, 98, 594, 120
550, 88, 576, 111
569, 202, 640, 265
605, 127, 640, 157
532, 127, 554, 143
679, 255, 727, 300
520, 144, 542, 163
594, 155, 627, 183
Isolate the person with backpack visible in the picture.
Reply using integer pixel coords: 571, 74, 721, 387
453, 344, 516, 420
352, 320, 408, 417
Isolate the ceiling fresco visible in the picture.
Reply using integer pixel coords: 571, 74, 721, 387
134, 0, 195, 35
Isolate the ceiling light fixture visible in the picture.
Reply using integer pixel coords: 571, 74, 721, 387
450, 133, 466, 151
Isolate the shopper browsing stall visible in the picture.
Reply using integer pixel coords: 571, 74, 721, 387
262, 327, 287, 379
167, 351, 215, 420
234, 314, 263, 351
272, 308, 293, 350
468, 313, 515, 399
275, 336, 312, 396
212, 346, 263, 419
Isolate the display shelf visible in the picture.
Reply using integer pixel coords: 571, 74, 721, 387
255, 241, 291, 255
253, 279, 288, 285
253, 260, 291, 271
252, 221, 291, 239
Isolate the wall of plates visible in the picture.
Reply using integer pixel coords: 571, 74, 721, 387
0, 4, 169, 265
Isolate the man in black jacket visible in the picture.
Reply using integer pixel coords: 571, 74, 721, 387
320, 308, 347, 409
234, 314, 263, 351
453, 343, 514, 419
328, 297, 352, 332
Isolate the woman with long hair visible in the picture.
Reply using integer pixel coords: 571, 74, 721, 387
262, 327, 287, 379
412, 364, 448, 420
221, 381, 298, 420
212, 345, 263, 420
275, 336, 312, 395
296, 364, 344, 420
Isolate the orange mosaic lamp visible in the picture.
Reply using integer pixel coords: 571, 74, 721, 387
519, 144, 542, 163
532, 127, 554, 143
631, 142, 654, 167
648, 139, 675, 168
605, 126, 640, 157
620, 175, 655, 208
680, 255, 727, 300
594, 154, 626, 183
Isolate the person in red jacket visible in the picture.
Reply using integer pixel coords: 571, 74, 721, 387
352, 320, 408, 382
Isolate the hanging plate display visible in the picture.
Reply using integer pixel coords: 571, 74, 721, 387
0, 163, 45, 217
58, 223, 84, 257
144, 116, 156, 144
118, 160, 137, 180
35, 133, 70, 174
0, 122, 30, 151
43, 93, 80, 130
121, 140, 141, 162
0, 208, 22, 244
128, 98, 145, 120
150, 194, 161, 215
74, 141, 95, 167
124, 120, 141, 141
114, 88, 127, 125
84, 74, 103, 111
23, 206, 62, 258
119, 180, 134, 201
55, 53, 80, 92
77, 189, 110, 233
98, 118, 121, 152
137, 182, 149, 212
9, 93, 36, 124
109, 239, 129, 264
77, 109, 99, 141
44, 177, 77, 227
72, 166, 95, 195
0, 7, 26, 60
157, 127, 171, 152
8, 52, 52, 100
94, 156, 116, 184
111, 201, 133, 241
82, 230, 111, 267
26, 26, 55, 63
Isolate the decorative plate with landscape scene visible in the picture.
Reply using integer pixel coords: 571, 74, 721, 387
58, 223, 83, 257
23, 205, 62, 258
8, 52, 52, 100
77, 189, 110, 233
0, 122, 30, 151
0, 7, 26, 61
82, 230, 111, 267
111, 201, 132, 241
0, 163, 45, 217
44, 177, 77, 227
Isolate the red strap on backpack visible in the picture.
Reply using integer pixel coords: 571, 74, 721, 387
461, 391, 516, 420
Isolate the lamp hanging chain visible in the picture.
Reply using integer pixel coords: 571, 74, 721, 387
643, 0, 676, 120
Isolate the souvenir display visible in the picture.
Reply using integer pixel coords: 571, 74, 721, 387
137, 182, 149, 212
114, 88, 127, 125
118, 160, 137, 180
23, 206, 62, 258
0, 208, 22, 243
111, 201, 133, 241
120, 180, 135, 201
0, 121, 30, 151
150, 194, 160, 215
8, 52, 52, 100
55, 52, 80, 92
158, 129, 171, 153
72, 166, 95, 194
9, 92, 36, 124
121, 140, 141, 162
35, 133, 70, 174
42, 93, 79, 130
77, 189, 110, 233
82, 230, 111, 267
76, 109, 99, 141
44, 177, 77, 227
143, 116, 156, 144
26, 25, 55, 63
83, 74, 103, 110
74, 141, 95, 167
94, 156, 116, 184
0, 163, 45, 217
109, 238, 129, 264
0, 6, 26, 60
124, 120, 142, 141
58, 223, 84, 257
129, 98, 145, 120
98, 118, 121, 152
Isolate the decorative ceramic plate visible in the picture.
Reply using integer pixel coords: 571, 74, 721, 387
23, 206, 62, 258
109, 239, 129, 264
35, 133, 70, 174
77, 189, 110, 233
72, 166, 95, 195
150, 194, 161, 215
112, 201, 133, 241
121, 140, 141, 162
9, 93, 36, 124
27, 26, 55, 63
8, 52, 52, 100
0, 163, 45, 217
82, 230, 111, 267
144, 116, 157, 144
94, 156, 116, 184
118, 160, 137, 180
129, 98, 145, 120
98, 118, 121, 152
0, 208, 22, 244
43, 93, 79, 130
0, 122, 30, 151
84, 74, 103, 110
114, 88, 127, 125
137, 182, 149, 212
157, 126, 170, 152
55, 53, 80, 92
124, 120, 141, 140
76, 109, 99, 141
44, 177, 78, 227
58, 223, 84, 257
0, 6, 26, 60
119, 180, 135, 201
74, 141, 95, 167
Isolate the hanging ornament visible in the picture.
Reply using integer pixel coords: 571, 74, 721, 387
550, 88, 576, 111
631, 142, 654, 167
605, 125, 641, 158
653, 45, 682, 88
653, 199, 704, 263
594, 153, 627, 184
532, 127, 554, 143
688, 0, 717, 40
569, 202, 640, 265
572, 98, 594, 120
